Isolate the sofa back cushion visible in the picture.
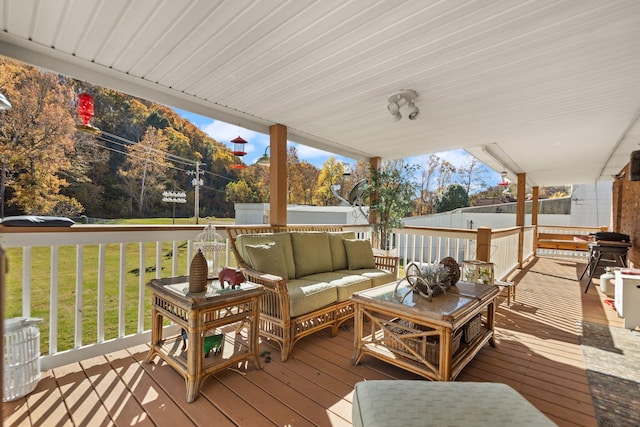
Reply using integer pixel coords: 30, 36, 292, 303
236, 232, 295, 279
245, 242, 289, 279
344, 239, 376, 270
328, 231, 357, 271
290, 232, 333, 278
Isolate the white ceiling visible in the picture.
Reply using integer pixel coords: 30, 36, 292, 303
2, 0, 640, 187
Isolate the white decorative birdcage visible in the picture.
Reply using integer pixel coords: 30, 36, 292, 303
193, 223, 226, 279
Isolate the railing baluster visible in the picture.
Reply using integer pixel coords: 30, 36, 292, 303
98, 243, 106, 343
410, 234, 415, 264
50, 246, 59, 355
75, 244, 83, 347
138, 242, 146, 333
118, 243, 126, 338
402, 233, 408, 266
225, 237, 231, 266
22, 247, 31, 317
155, 241, 162, 279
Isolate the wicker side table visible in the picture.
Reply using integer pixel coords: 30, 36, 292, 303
144, 276, 264, 402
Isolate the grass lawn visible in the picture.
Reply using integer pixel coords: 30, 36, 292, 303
4, 218, 235, 354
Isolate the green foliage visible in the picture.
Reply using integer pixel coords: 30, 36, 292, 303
434, 183, 470, 213
364, 160, 418, 249
225, 180, 257, 203
146, 110, 171, 129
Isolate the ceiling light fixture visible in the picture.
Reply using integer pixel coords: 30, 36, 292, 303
387, 89, 419, 121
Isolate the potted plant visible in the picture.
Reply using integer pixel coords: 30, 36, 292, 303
363, 160, 418, 252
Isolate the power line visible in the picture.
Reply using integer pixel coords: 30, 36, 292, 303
77, 131, 238, 182
99, 129, 196, 167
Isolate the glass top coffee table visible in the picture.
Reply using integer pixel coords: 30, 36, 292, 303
351, 280, 500, 381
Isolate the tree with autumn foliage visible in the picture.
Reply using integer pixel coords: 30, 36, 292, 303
118, 127, 170, 215
287, 146, 319, 204
315, 157, 347, 206
0, 58, 82, 216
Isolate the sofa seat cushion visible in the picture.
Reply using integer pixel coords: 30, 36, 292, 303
301, 272, 372, 302
337, 268, 396, 288
290, 232, 333, 278
237, 233, 296, 279
328, 231, 357, 271
286, 279, 338, 318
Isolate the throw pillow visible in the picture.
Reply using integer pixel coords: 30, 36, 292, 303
237, 233, 295, 279
290, 232, 333, 278
344, 239, 376, 270
245, 242, 288, 279
328, 231, 356, 271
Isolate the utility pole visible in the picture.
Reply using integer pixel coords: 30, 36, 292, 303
187, 161, 204, 224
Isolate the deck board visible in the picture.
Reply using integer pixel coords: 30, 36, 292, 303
3, 256, 631, 427
53, 362, 113, 427
80, 355, 155, 427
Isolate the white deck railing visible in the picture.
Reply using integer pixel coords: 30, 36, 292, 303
1, 223, 543, 370
1, 225, 224, 370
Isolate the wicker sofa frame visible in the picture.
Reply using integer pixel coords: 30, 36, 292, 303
227, 225, 399, 361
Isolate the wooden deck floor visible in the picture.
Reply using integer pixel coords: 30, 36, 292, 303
3, 256, 625, 427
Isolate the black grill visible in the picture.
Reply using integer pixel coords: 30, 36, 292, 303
593, 232, 630, 243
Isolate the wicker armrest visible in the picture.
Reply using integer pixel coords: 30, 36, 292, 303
374, 255, 399, 276
239, 267, 288, 293
239, 267, 290, 321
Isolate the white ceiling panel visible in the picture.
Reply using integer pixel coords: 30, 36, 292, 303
1, 0, 640, 187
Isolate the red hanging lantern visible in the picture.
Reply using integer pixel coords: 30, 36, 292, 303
230, 136, 247, 156
76, 93, 100, 134
230, 164, 246, 170
78, 93, 94, 126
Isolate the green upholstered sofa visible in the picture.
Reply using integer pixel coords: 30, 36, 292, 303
227, 225, 398, 361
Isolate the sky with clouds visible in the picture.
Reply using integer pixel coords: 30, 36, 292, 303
174, 108, 502, 184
